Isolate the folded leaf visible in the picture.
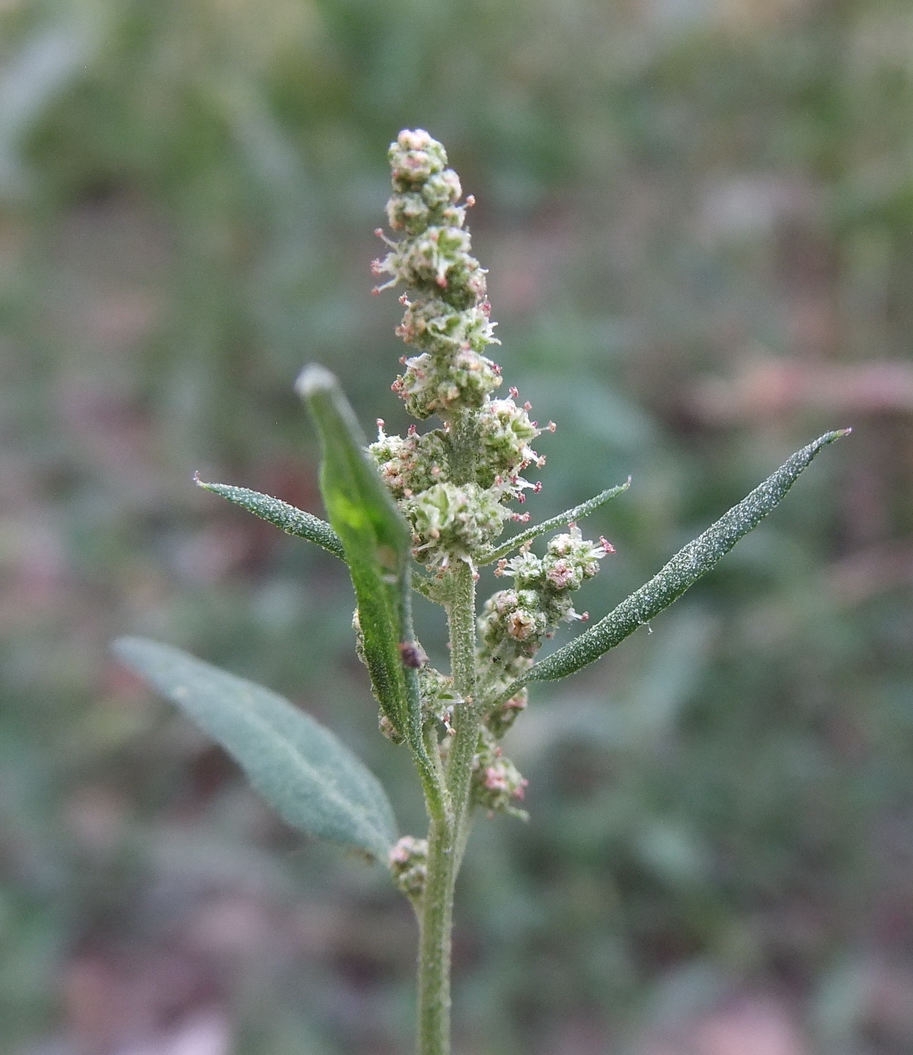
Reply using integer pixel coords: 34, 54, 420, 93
297, 366, 432, 781
195, 478, 345, 560
517, 429, 850, 688
112, 637, 398, 861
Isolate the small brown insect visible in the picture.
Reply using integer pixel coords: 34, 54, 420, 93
398, 641, 427, 669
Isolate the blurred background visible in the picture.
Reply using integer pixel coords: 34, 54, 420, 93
2, 0, 912, 1053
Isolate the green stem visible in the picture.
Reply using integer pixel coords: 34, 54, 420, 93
417, 560, 479, 1055
417, 814, 456, 1055
444, 561, 481, 851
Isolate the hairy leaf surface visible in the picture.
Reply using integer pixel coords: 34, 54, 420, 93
113, 637, 398, 860
297, 365, 430, 775
518, 430, 849, 687
195, 479, 345, 559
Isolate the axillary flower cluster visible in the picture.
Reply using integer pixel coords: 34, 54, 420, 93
369, 130, 613, 821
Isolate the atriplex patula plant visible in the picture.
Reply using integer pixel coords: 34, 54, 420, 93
114, 130, 849, 1055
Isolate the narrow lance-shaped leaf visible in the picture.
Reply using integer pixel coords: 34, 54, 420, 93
479, 479, 631, 565
112, 637, 398, 861
195, 477, 345, 560
296, 366, 435, 794
512, 429, 850, 690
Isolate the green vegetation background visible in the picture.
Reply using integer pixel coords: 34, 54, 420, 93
3, 1, 912, 1052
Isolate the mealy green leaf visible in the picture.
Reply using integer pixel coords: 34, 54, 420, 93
112, 637, 398, 861
478, 478, 631, 565
296, 366, 435, 791
509, 429, 850, 690
195, 478, 345, 560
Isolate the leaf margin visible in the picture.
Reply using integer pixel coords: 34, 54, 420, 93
494, 429, 850, 699
112, 636, 398, 862
195, 477, 345, 560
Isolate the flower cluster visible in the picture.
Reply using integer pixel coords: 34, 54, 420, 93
369, 130, 548, 569
466, 528, 613, 807
373, 129, 500, 421
479, 526, 614, 686
389, 836, 429, 899
371, 131, 613, 818
470, 728, 529, 818
416, 665, 461, 729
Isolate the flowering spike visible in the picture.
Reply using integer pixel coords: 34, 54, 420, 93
368, 130, 558, 570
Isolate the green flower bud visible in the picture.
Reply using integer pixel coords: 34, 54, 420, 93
485, 689, 528, 738
389, 835, 429, 898
407, 482, 508, 566
471, 731, 529, 817
475, 397, 544, 491
500, 548, 544, 588
479, 588, 547, 656
545, 526, 613, 584
418, 666, 460, 726
394, 350, 502, 419
396, 296, 499, 356
386, 191, 434, 235
388, 129, 448, 190
369, 424, 449, 497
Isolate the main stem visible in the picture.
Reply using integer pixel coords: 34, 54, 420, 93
417, 559, 479, 1055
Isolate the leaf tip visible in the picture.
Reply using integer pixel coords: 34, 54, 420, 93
820, 427, 853, 444
111, 634, 134, 657
296, 363, 336, 400
812, 427, 853, 452
110, 635, 146, 670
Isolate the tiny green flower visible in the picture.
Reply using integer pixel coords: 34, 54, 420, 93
471, 730, 529, 818
390, 835, 430, 899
